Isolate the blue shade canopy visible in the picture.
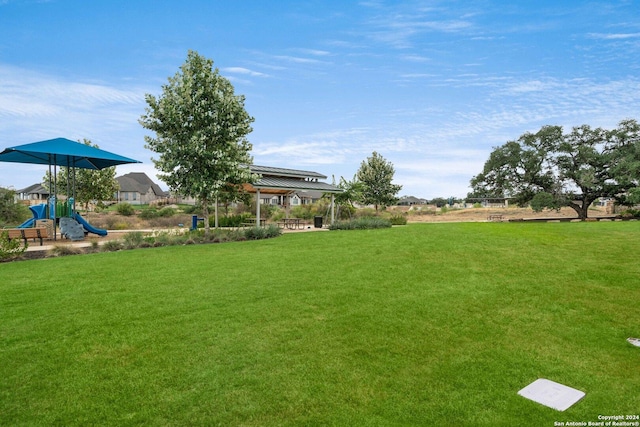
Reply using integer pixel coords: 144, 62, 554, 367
0, 137, 141, 170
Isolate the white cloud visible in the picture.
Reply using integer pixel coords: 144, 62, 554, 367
588, 32, 640, 40
273, 55, 328, 65
222, 67, 269, 78
294, 48, 332, 57
0, 64, 153, 189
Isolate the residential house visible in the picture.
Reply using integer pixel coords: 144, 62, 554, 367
16, 183, 50, 205
397, 196, 427, 206
116, 172, 167, 205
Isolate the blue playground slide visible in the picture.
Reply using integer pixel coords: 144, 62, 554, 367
18, 204, 47, 228
18, 217, 36, 228
73, 213, 108, 236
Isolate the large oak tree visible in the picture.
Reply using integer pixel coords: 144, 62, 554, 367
140, 51, 255, 233
470, 119, 640, 219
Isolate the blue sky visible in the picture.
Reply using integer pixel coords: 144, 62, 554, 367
1, 0, 639, 199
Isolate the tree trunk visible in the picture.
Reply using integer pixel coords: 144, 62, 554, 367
568, 197, 595, 220
214, 197, 219, 229
568, 202, 587, 219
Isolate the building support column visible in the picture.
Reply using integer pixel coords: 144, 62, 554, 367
256, 189, 261, 227
331, 194, 335, 225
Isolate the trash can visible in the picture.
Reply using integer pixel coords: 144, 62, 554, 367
314, 216, 323, 228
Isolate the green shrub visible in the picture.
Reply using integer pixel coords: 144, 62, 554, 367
621, 208, 640, 218
152, 231, 174, 246
139, 208, 159, 220
263, 224, 282, 238
0, 230, 27, 261
101, 240, 123, 252
243, 225, 281, 240
329, 217, 392, 230
142, 236, 156, 247
158, 207, 176, 217
182, 205, 198, 214
336, 205, 356, 220
115, 203, 135, 216
113, 222, 131, 230
389, 214, 408, 225
291, 205, 314, 220
244, 226, 266, 240
123, 231, 145, 249
0, 187, 30, 226
49, 245, 82, 257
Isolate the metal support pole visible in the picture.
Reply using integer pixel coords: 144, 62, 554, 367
331, 194, 335, 225
256, 189, 261, 227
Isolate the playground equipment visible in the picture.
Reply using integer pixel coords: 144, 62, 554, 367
0, 137, 140, 241
18, 197, 107, 240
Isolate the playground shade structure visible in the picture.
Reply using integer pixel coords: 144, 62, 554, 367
1, 137, 140, 238
0, 138, 140, 169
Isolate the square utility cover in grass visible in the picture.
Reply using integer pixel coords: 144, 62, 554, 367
518, 378, 585, 411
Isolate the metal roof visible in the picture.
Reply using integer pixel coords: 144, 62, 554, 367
251, 176, 342, 193
249, 164, 327, 180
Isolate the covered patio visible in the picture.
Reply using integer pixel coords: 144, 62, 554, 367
245, 165, 343, 226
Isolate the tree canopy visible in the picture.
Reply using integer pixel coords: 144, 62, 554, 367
356, 151, 402, 211
0, 187, 29, 226
331, 175, 362, 219
139, 50, 255, 232
470, 119, 640, 219
43, 139, 119, 211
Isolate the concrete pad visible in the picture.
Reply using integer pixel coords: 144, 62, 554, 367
518, 378, 585, 411
627, 337, 640, 347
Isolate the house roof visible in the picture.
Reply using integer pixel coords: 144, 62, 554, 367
17, 183, 49, 195
116, 172, 166, 196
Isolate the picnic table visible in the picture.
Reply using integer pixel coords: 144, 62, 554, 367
278, 218, 305, 230
241, 217, 260, 227
487, 214, 504, 222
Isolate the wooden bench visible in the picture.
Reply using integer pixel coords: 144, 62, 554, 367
4, 227, 50, 246
487, 214, 504, 222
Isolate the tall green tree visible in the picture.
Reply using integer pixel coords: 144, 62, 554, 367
139, 50, 255, 233
608, 119, 640, 205
0, 187, 29, 226
356, 151, 402, 212
331, 175, 362, 219
43, 139, 119, 211
470, 119, 640, 219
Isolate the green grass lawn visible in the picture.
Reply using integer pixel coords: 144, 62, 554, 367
1, 222, 639, 426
